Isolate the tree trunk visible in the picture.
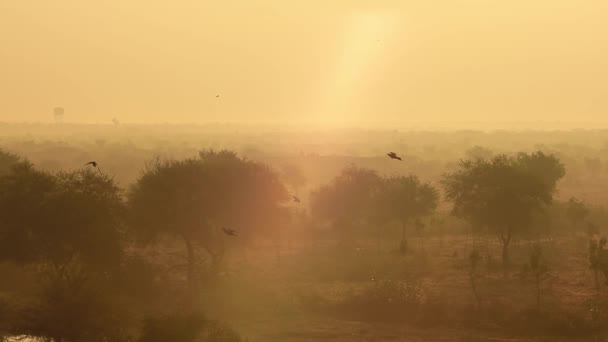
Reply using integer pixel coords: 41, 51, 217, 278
470, 273, 482, 307
400, 221, 408, 254
536, 273, 541, 311
500, 228, 512, 266
184, 237, 195, 293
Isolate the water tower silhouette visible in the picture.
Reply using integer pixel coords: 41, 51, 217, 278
53, 107, 64, 124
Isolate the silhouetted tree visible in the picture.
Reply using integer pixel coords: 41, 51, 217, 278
527, 244, 549, 311
310, 165, 381, 235
465, 145, 493, 161
468, 249, 482, 307
374, 175, 438, 254
0, 149, 24, 176
442, 152, 564, 265
565, 197, 589, 231
0, 165, 124, 275
0, 163, 128, 341
128, 150, 289, 289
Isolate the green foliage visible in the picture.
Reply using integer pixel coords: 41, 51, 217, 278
442, 152, 565, 263
374, 175, 438, 253
565, 197, 589, 227
0, 165, 124, 272
465, 145, 493, 161
129, 150, 289, 242
128, 150, 289, 288
0, 149, 24, 176
12, 275, 132, 342
524, 244, 549, 311
374, 175, 438, 225
310, 165, 381, 228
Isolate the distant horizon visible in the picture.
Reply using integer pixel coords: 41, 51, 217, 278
4, 119, 608, 131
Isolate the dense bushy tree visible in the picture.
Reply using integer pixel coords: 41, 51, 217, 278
0, 165, 124, 274
0, 160, 129, 341
0, 149, 23, 176
565, 197, 589, 231
374, 175, 438, 253
465, 145, 493, 161
310, 165, 381, 231
128, 150, 289, 288
442, 152, 565, 264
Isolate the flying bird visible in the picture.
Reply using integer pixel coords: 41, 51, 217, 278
84, 161, 102, 174
292, 195, 301, 203
222, 227, 237, 236
216, 94, 220, 98
387, 152, 402, 161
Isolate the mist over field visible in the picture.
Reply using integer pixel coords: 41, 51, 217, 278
4, 1, 608, 341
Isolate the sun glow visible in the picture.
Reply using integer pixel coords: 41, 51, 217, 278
316, 11, 400, 124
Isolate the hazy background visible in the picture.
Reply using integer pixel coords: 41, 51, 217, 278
2, 0, 608, 126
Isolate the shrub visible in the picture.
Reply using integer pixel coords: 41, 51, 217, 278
139, 313, 242, 342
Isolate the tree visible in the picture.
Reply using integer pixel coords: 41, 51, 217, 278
0, 164, 124, 275
527, 244, 549, 311
442, 152, 565, 265
128, 150, 289, 289
0, 163, 129, 341
465, 145, 493, 161
374, 175, 438, 254
468, 249, 482, 307
310, 165, 382, 234
0, 149, 24, 176
565, 197, 589, 231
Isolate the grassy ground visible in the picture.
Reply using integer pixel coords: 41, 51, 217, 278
196, 233, 605, 341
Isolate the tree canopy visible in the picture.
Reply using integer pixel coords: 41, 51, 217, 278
0, 164, 124, 272
442, 152, 565, 264
375, 175, 438, 252
127, 150, 289, 286
310, 165, 382, 229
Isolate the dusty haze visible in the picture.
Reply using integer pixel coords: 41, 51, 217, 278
2, 0, 608, 125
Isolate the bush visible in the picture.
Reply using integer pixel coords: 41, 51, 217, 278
334, 278, 424, 322
139, 313, 243, 342
11, 276, 132, 342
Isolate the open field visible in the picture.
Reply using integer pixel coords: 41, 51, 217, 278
2, 125, 608, 341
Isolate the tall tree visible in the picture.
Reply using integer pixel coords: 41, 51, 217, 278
375, 175, 438, 253
565, 197, 589, 231
127, 150, 289, 289
442, 152, 565, 265
0, 164, 124, 274
0, 149, 24, 176
310, 165, 382, 234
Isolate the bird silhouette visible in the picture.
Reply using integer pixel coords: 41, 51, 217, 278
216, 94, 220, 98
84, 161, 102, 174
222, 227, 237, 236
387, 152, 402, 161
292, 195, 301, 203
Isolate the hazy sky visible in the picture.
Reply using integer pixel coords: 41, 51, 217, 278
1, 0, 607, 125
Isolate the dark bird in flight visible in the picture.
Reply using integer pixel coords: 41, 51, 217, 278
387, 152, 402, 161
222, 227, 237, 236
292, 195, 301, 203
84, 161, 102, 174
216, 94, 220, 98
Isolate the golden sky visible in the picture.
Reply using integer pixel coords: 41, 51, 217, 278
1, 0, 607, 125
